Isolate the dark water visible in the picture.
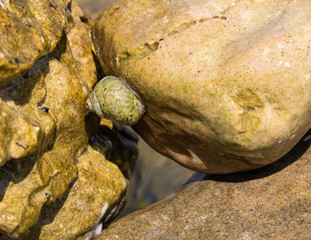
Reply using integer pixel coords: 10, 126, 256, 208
75, 0, 116, 19
119, 138, 195, 217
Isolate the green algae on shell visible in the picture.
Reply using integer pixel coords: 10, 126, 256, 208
86, 76, 145, 125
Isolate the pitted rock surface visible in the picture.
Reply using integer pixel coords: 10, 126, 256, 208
0, 1, 132, 239
0, 0, 68, 87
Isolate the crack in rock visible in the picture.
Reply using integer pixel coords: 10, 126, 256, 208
116, 15, 230, 62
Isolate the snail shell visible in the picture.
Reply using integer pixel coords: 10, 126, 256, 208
86, 76, 145, 125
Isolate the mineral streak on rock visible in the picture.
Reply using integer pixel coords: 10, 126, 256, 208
94, 0, 311, 174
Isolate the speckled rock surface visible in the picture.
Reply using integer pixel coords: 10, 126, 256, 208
94, 0, 311, 174
0, 1, 132, 239
97, 134, 311, 240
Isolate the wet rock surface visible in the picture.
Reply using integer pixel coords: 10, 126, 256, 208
0, 1, 135, 239
75, 0, 198, 224
97, 133, 311, 240
94, 0, 311, 174
0, 0, 68, 87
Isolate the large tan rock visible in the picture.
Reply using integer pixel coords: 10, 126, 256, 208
97, 136, 311, 240
94, 0, 311, 173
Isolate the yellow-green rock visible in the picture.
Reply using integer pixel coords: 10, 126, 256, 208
0, 1, 133, 239
0, 0, 68, 87
94, 0, 311, 174
38, 146, 127, 240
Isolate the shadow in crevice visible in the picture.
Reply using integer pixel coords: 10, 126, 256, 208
186, 128, 311, 184
89, 123, 138, 180
21, 179, 77, 240
0, 168, 14, 202
0, 154, 38, 202
0, 179, 76, 240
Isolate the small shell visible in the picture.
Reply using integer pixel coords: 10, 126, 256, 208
86, 76, 145, 125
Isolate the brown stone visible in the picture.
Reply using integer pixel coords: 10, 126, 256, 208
94, 0, 311, 173
67, 1, 97, 90
97, 135, 311, 240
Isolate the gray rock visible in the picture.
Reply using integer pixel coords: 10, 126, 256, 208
97, 133, 311, 239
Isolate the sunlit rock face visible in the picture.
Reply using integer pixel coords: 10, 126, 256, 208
0, 0, 69, 87
94, 0, 311, 174
97, 135, 311, 240
0, 1, 135, 239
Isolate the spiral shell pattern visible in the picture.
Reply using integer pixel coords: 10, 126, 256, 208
86, 76, 145, 125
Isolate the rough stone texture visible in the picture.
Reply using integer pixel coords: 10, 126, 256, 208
21, 124, 137, 240
0, 0, 68, 87
36, 146, 127, 240
0, 2, 131, 239
94, 0, 311, 173
97, 133, 311, 240
67, 1, 97, 90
